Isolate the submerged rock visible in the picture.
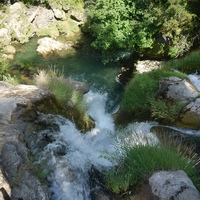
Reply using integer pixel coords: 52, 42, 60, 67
37, 37, 71, 56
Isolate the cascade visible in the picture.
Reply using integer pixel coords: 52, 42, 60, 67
42, 90, 157, 200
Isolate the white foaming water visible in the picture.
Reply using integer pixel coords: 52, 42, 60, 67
188, 73, 200, 91
46, 91, 158, 200
47, 91, 116, 200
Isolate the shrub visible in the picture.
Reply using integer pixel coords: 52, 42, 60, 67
121, 69, 188, 119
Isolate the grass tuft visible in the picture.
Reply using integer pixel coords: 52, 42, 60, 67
102, 129, 200, 195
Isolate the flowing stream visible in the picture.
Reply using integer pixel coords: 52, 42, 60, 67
13, 39, 200, 199
44, 91, 158, 200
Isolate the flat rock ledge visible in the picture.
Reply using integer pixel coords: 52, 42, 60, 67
0, 81, 52, 200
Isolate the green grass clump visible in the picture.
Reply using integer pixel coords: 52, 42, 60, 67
150, 99, 186, 124
34, 68, 87, 116
104, 141, 200, 195
163, 50, 200, 74
121, 69, 188, 119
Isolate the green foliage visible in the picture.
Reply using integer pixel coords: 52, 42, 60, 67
150, 99, 186, 124
121, 69, 188, 119
85, 0, 195, 62
2, 74, 19, 85
103, 138, 200, 195
163, 50, 200, 74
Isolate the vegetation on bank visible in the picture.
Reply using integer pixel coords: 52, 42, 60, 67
163, 50, 200, 74
85, 0, 199, 63
34, 68, 87, 117
102, 129, 200, 196
121, 69, 188, 124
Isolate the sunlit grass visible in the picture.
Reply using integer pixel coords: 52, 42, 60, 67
103, 130, 200, 195
34, 68, 87, 116
121, 69, 188, 120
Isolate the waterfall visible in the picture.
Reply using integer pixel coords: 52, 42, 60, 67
188, 73, 200, 91
46, 91, 116, 200
43, 90, 157, 200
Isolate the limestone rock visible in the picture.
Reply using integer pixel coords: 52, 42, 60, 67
28, 6, 54, 30
177, 97, 200, 129
0, 28, 11, 46
0, 81, 50, 124
37, 37, 71, 56
1, 142, 49, 200
52, 8, 66, 20
2, 2, 34, 43
157, 76, 200, 103
136, 60, 163, 73
149, 170, 200, 200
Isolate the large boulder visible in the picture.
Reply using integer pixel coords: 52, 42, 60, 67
157, 76, 200, 103
1, 2, 34, 44
0, 81, 51, 124
149, 170, 200, 200
37, 37, 71, 56
156, 76, 200, 129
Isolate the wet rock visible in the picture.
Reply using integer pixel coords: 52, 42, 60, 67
149, 170, 200, 200
150, 125, 200, 154
67, 78, 90, 94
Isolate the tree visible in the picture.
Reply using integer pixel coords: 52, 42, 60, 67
85, 0, 195, 63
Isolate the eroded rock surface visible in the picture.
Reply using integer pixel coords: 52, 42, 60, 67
149, 170, 200, 200
157, 76, 200, 103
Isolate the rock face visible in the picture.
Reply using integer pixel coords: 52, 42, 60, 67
157, 76, 200, 129
149, 170, 200, 200
0, 82, 53, 200
1, 142, 49, 200
0, 81, 50, 124
157, 76, 200, 103
177, 97, 200, 129
0, 2, 85, 60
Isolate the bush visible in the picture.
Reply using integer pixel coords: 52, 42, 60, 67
121, 69, 188, 119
